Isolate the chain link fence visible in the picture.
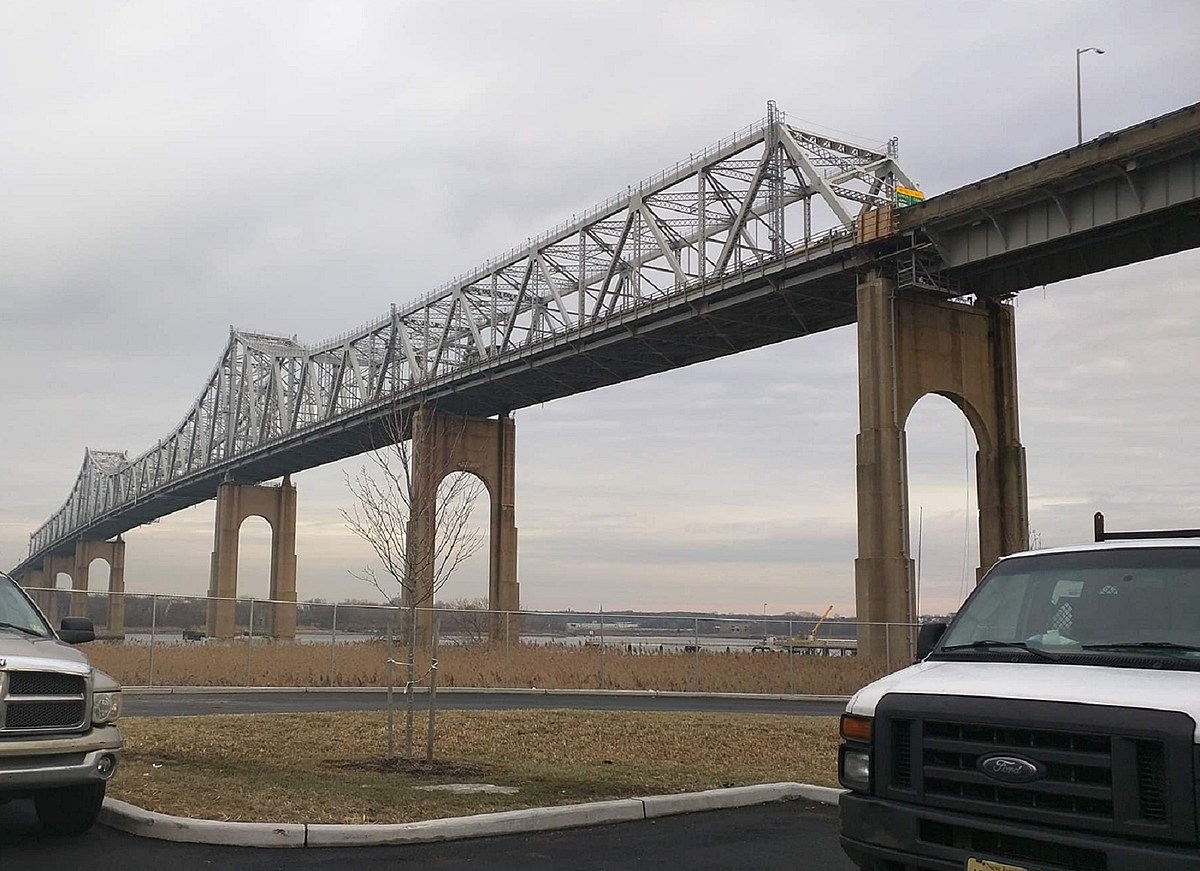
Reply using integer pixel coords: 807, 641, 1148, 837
20, 587, 923, 695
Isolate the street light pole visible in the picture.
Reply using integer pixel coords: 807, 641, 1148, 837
1076, 47, 1105, 145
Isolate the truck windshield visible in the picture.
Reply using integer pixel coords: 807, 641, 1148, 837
0, 576, 51, 638
938, 547, 1200, 657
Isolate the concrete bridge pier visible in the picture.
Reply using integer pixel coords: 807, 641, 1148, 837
855, 273, 1028, 663
42, 553, 76, 626
69, 538, 126, 634
19, 539, 125, 633
207, 477, 298, 640
17, 566, 50, 619
408, 406, 519, 646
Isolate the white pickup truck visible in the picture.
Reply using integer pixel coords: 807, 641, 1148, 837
838, 515, 1199, 870
0, 571, 123, 835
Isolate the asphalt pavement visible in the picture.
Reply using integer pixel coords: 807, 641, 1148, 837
0, 798, 855, 870
30, 691, 851, 867
124, 689, 849, 718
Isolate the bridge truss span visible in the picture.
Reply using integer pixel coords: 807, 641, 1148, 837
26, 103, 916, 566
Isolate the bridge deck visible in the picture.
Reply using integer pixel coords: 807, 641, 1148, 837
899, 100, 1200, 294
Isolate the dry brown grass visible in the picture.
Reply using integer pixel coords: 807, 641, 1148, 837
112, 710, 840, 824
88, 640, 888, 695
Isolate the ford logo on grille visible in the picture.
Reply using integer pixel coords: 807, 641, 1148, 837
979, 754, 1044, 783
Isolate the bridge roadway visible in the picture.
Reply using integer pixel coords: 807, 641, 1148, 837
15, 100, 1200, 576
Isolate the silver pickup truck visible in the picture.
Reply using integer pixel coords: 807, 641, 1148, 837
0, 571, 122, 835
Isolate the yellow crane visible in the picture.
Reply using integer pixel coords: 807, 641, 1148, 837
806, 605, 835, 642
769, 605, 838, 653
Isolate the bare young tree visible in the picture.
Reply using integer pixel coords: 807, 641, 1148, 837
342, 403, 486, 760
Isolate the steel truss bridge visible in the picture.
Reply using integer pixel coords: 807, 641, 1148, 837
15, 101, 1200, 576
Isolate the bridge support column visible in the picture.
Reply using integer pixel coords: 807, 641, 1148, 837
68, 538, 127, 635
108, 538, 126, 635
71, 542, 89, 619
207, 478, 298, 640
43, 554, 74, 627
20, 567, 48, 614
973, 304, 1029, 576
855, 274, 1027, 665
409, 406, 519, 646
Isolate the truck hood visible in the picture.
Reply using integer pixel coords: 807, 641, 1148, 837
0, 630, 91, 674
848, 660, 1200, 741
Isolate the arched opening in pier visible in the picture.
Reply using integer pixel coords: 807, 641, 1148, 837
904, 394, 981, 619
433, 470, 489, 643
236, 515, 274, 636
86, 557, 111, 628
48, 570, 72, 624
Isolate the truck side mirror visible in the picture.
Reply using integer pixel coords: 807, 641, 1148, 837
916, 622, 948, 660
59, 617, 95, 645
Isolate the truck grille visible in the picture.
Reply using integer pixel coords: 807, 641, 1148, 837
9, 672, 85, 696
1134, 740, 1167, 822
0, 670, 89, 734
921, 720, 1114, 820
875, 694, 1197, 845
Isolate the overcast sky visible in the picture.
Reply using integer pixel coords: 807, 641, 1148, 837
2, 1, 1198, 618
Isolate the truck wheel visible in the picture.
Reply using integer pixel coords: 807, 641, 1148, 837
33, 782, 106, 836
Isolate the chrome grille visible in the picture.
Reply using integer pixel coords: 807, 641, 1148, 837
6, 700, 86, 730
9, 672, 85, 696
0, 669, 89, 734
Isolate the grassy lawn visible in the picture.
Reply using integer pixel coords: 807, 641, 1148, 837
111, 710, 840, 824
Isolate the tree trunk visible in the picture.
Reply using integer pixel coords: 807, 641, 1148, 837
426, 614, 439, 762
405, 603, 416, 759
385, 611, 395, 759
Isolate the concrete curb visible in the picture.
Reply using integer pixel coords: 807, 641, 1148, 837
121, 686, 852, 704
639, 783, 843, 818
100, 799, 306, 847
306, 799, 647, 847
100, 782, 846, 848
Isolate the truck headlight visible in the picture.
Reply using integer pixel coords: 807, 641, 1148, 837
839, 714, 873, 792
840, 748, 871, 790
93, 691, 121, 725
